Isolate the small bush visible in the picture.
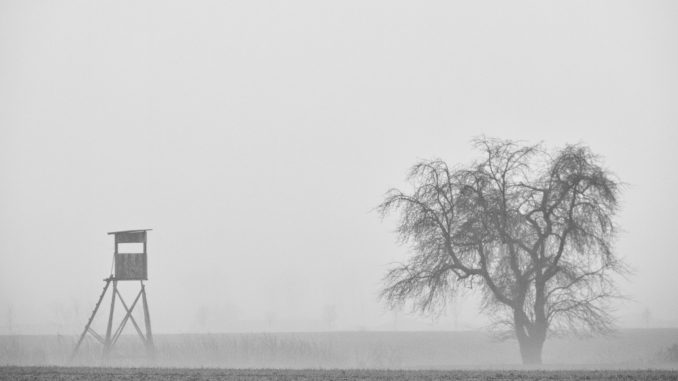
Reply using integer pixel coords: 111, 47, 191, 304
656, 343, 678, 363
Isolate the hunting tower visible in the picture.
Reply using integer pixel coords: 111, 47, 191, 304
72, 229, 155, 362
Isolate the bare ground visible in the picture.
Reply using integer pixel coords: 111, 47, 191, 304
1, 367, 678, 381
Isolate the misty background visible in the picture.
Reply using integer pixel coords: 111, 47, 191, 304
0, 1, 677, 335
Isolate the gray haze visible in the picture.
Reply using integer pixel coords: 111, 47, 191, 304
1, 1, 677, 335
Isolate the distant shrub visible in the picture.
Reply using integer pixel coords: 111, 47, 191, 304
656, 344, 678, 363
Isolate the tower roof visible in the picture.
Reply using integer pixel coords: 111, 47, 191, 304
107, 229, 152, 235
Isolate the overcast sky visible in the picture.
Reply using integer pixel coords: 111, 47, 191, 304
1, 1, 677, 334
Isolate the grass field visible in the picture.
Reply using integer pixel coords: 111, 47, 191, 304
2, 329, 678, 375
1, 367, 678, 381
3, 330, 678, 369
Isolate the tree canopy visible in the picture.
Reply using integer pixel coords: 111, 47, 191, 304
378, 137, 625, 364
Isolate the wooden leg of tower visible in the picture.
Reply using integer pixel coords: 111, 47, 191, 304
141, 281, 155, 359
103, 279, 118, 358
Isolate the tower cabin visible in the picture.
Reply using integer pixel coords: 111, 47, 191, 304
108, 229, 151, 280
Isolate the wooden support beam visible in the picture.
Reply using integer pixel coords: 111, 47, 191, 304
111, 288, 143, 347
114, 288, 146, 343
103, 280, 118, 357
141, 281, 155, 357
87, 328, 105, 345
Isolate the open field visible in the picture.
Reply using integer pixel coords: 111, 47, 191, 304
2, 330, 678, 369
1, 367, 678, 381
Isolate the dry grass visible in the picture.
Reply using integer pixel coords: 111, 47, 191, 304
3, 330, 678, 369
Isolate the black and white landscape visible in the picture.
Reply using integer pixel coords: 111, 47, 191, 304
1, 1, 677, 379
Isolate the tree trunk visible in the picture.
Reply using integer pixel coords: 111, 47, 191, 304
517, 334, 545, 365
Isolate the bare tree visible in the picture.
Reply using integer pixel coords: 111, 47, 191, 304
378, 137, 625, 365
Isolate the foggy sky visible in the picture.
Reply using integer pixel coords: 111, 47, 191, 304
1, 0, 677, 334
